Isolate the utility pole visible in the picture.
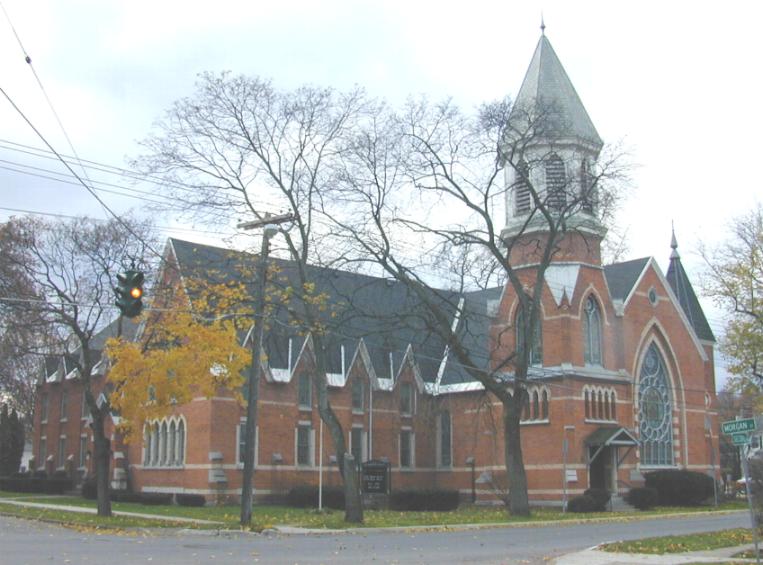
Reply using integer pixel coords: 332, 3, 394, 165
239, 212, 293, 527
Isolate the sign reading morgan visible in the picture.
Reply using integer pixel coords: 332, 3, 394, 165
361, 460, 390, 494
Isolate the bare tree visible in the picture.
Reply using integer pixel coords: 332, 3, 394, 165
0, 215, 153, 516
134, 73, 367, 523
326, 96, 628, 515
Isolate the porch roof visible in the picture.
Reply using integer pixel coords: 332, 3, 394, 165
584, 426, 639, 447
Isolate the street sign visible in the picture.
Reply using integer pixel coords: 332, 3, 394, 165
732, 432, 752, 446
722, 418, 756, 435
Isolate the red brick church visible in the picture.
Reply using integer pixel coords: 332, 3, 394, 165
32, 32, 718, 506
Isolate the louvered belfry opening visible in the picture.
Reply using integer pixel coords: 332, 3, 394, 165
545, 153, 566, 211
513, 160, 531, 215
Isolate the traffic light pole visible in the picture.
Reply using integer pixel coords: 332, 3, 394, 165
239, 213, 293, 527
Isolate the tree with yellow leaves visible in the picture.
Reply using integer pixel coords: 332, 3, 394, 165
106, 277, 251, 439
702, 205, 763, 389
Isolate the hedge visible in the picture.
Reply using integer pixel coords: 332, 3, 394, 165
287, 486, 345, 510
389, 489, 460, 511
644, 470, 714, 506
0, 474, 72, 494
583, 488, 611, 511
177, 493, 206, 507
625, 487, 659, 510
567, 494, 600, 513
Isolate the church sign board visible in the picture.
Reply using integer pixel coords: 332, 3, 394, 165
361, 460, 390, 494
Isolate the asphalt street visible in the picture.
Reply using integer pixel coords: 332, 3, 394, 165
0, 511, 749, 565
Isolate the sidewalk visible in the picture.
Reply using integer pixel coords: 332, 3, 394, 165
555, 544, 758, 564
0, 497, 223, 525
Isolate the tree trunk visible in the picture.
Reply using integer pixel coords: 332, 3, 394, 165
92, 413, 112, 517
503, 395, 530, 516
312, 334, 363, 523
342, 453, 363, 523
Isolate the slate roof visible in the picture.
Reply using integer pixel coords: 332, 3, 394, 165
665, 238, 715, 342
603, 258, 650, 302
42, 317, 140, 381
438, 286, 503, 386
169, 238, 469, 385
510, 34, 602, 147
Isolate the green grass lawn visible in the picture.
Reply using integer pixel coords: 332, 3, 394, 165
0, 490, 748, 532
600, 528, 756, 554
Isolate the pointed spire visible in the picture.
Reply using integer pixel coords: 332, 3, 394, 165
509, 30, 602, 147
670, 222, 680, 260
665, 224, 716, 342
540, 14, 546, 35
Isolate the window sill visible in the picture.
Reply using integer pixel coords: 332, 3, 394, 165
298, 405, 312, 412
60, 418, 68, 423
296, 464, 314, 469
351, 409, 365, 415
142, 464, 185, 470
399, 466, 415, 472
584, 418, 617, 424
520, 419, 549, 425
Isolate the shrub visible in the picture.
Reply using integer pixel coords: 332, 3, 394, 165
81, 478, 97, 499
625, 487, 659, 510
110, 490, 143, 503
177, 493, 207, 507
583, 488, 611, 511
567, 494, 600, 513
389, 489, 460, 511
44, 477, 72, 494
644, 470, 714, 506
287, 486, 345, 510
138, 492, 173, 505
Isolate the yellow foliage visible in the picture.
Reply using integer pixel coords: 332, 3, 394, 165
106, 278, 252, 440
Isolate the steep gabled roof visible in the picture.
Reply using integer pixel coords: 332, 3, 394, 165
438, 286, 503, 387
510, 34, 602, 146
603, 257, 650, 302
665, 233, 715, 342
168, 238, 464, 385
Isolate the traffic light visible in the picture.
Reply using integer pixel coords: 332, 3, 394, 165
115, 269, 144, 318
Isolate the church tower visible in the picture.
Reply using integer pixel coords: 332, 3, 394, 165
501, 28, 607, 265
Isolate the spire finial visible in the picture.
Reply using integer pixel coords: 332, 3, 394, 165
670, 221, 680, 259
540, 13, 546, 35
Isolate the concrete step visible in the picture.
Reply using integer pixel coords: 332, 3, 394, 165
609, 495, 635, 512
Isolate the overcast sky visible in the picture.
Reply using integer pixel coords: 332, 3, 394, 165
1, 0, 760, 386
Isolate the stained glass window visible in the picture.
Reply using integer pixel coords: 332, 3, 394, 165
584, 296, 602, 365
638, 344, 673, 466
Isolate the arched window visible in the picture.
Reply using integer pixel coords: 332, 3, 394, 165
516, 306, 542, 366
611, 393, 617, 420
604, 391, 611, 421
583, 296, 603, 365
176, 420, 185, 465
143, 425, 150, 466
545, 153, 566, 211
514, 160, 531, 215
597, 390, 604, 420
160, 421, 168, 466
521, 391, 530, 421
151, 423, 159, 466
541, 389, 549, 420
584, 389, 591, 419
638, 343, 674, 466
532, 390, 540, 420
168, 421, 176, 466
